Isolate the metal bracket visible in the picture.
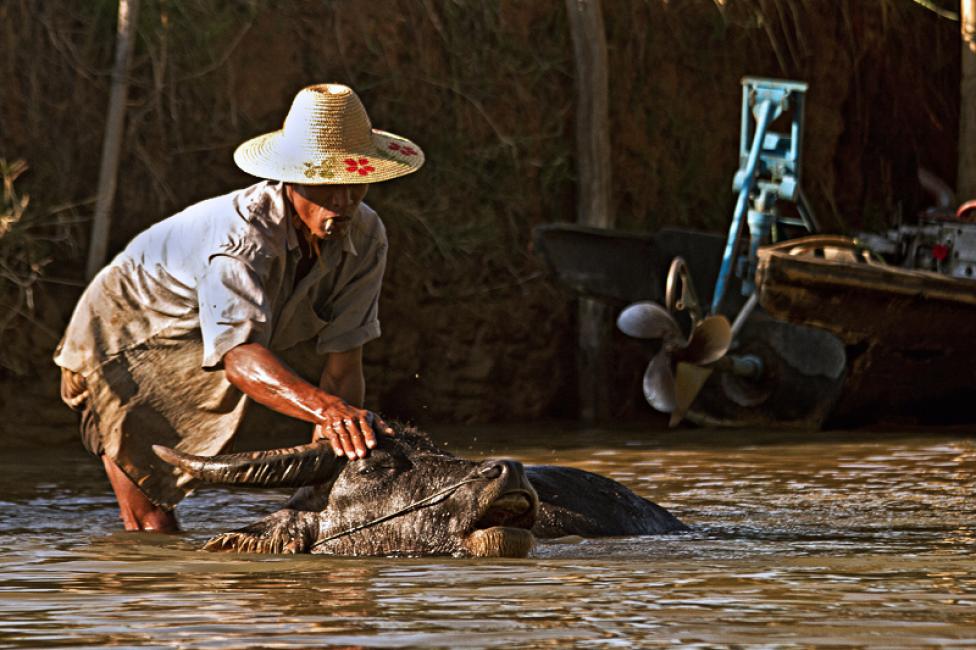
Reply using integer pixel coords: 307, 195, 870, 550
711, 77, 812, 315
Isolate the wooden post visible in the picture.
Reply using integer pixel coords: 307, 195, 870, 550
962, 48, 976, 198
86, 0, 140, 280
959, 0, 976, 199
565, 0, 612, 421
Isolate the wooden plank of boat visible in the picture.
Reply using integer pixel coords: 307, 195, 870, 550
756, 236, 976, 346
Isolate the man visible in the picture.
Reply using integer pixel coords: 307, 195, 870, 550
54, 84, 423, 532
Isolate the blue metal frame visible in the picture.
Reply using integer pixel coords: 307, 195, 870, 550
710, 77, 810, 315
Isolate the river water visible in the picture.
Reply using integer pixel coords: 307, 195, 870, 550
1, 424, 974, 648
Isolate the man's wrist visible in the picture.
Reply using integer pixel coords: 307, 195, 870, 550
312, 393, 346, 422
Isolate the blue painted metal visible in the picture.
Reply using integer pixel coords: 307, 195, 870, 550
743, 208, 774, 295
709, 78, 810, 315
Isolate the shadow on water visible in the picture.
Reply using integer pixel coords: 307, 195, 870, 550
430, 418, 976, 453
1, 424, 975, 647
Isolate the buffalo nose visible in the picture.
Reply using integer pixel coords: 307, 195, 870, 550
478, 460, 522, 480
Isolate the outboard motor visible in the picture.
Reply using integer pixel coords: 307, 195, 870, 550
618, 77, 815, 425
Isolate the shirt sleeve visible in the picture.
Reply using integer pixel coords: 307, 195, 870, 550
198, 254, 273, 368
316, 241, 388, 354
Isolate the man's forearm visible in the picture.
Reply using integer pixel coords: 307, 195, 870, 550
224, 343, 339, 423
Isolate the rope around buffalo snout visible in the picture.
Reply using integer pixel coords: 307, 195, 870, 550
309, 475, 490, 551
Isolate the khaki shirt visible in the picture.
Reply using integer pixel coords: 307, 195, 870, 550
53, 180, 387, 506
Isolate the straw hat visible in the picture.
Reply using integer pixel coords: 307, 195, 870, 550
234, 83, 424, 184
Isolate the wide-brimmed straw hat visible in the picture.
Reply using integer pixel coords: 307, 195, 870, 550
234, 83, 424, 185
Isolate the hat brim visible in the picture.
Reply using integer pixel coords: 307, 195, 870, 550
234, 128, 424, 185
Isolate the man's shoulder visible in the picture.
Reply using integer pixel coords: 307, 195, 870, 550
231, 180, 288, 223
147, 181, 279, 233
156, 180, 288, 266
351, 201, 387, 251
217, 181, 290, 263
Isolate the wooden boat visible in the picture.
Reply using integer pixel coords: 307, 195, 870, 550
755, 235, 976, 426
536, 74, 976, 428
535, 225, 976, 428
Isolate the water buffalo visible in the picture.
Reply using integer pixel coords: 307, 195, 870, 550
154, 425, 686, 557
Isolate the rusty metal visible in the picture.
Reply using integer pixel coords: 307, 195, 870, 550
665, 257, 704, 323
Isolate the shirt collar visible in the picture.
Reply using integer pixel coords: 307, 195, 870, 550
340, 208, 359, 257
286, 214, 300, 252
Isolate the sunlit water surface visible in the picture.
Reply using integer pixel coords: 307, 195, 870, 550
1, 425, 974, 648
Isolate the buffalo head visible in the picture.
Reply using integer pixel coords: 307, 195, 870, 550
155, 426, 540, 557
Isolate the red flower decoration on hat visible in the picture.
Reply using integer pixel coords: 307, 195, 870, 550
344, 158, 375, 176
388, 142, 418, 157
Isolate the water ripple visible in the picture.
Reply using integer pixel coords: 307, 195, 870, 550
1, 430, 974, 647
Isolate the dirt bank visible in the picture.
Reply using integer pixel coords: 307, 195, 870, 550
0, 1, 961, 432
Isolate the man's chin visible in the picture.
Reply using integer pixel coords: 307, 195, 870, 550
320, 220, 351, 239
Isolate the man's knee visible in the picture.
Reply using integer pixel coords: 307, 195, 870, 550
101, 456, 180, 532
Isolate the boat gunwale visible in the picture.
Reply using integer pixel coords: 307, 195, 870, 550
757, 247, 976, 307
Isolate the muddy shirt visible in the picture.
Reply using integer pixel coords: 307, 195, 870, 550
53, 180, 387, 506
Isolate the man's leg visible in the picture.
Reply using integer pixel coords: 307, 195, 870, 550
101, 456, 180, 532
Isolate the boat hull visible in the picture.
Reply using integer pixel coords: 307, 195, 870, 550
686, 314, 847, 429
756, 245, 976, 425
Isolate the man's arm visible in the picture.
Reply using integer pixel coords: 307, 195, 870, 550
223, 342, 392, 459
320, 346, 365, 407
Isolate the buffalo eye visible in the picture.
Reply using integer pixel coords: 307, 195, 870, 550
356, 464, 376, 476
354, 450, 413, 477
355, 462, 398, 477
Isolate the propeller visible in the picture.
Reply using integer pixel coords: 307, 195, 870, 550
618, 302, 732, 421
617, 257, 738, 425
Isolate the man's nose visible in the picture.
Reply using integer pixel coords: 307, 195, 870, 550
329, 187, 354, 210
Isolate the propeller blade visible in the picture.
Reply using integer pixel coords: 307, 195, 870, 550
678, 315, 732, 366
669, 362, 714, 427
617, 301, 683, 344
643, 348, 677, 412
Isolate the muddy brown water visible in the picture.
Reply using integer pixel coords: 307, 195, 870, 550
0, 424, 974, 648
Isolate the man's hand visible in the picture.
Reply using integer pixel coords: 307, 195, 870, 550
313, 403, 394, 460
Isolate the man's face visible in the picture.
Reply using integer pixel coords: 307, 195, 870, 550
287, 183, 369, 240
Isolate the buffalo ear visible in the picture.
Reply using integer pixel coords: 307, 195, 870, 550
203, 510, 318, 554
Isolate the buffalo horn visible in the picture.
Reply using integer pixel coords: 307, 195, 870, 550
152, 441, 346, 487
